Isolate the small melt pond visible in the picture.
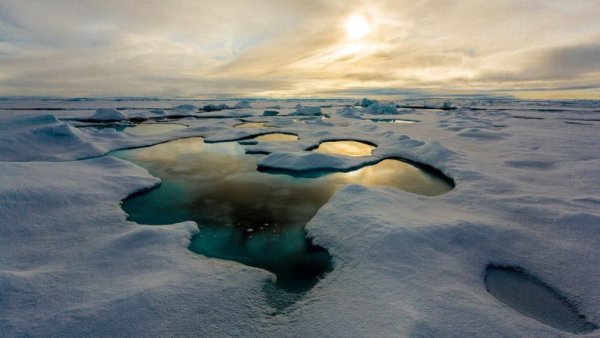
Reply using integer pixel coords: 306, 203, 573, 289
234, 122, 267, 128
255, 133, 298, 142
312, 140, 375, 157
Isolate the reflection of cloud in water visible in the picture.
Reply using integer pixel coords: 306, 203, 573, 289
329, 159, 450, 196
313, 140, 375, 157
255, 133, 298, 142
234, 122, 267, 128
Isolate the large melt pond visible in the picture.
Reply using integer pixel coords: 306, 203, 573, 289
112, 137, 453, 299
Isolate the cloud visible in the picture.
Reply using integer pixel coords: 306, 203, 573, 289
483, 43, 600, 82
0, 0, 598, 98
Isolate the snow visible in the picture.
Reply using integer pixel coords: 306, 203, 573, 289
0, 114, 104, 161
352, 97, 399, 114
338, 106, 363, 119
202, 103, 230, 111
366, 102, 398, 114
0, 158, 271, 337
234, 100, 252, 109
259, 151, 377, 172
356, 97, 378, 107
291, 104, 322, 116
90, 108, 127, 121
149, 109, 167, 116
484, 266, 596, 333
0, 97, 599, 336
172, 104, 197, 111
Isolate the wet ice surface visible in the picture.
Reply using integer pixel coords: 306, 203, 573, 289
113, 137, 452, 308
485, 266, 597, 333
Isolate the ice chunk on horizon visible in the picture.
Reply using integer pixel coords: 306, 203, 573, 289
173, 104, 197, 111
355, 97, 378, 107
150, 109, 167, 115
263, 110, 279, 116
291, 104, 322, 116
90, 108, 127, 121
202, 103, 230, 112
366, 103, 398, 114
339, 107, 363, 119
234, 101, 252, 109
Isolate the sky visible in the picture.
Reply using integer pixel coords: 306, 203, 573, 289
0, 0, 599, 99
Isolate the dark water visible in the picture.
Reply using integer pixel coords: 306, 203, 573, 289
255, 133, 298, 141
485, 266, 597, 333
113, 137, 453, 307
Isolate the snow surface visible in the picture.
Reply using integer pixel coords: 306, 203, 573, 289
90, 108, 127, 121
172, 104, 197, 111
1, 97, 599, 337
291, 104, 323, 116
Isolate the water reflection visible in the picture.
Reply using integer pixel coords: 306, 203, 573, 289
313, 140, 376, 157
234, 122, 267, 128
124, 123, 185, 136
113, 137, 452, 307
255, 133, 298, 142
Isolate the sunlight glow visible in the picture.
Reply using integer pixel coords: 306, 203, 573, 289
345, 15, 371, 39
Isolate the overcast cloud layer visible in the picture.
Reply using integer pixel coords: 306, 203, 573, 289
0, 0, 599, 98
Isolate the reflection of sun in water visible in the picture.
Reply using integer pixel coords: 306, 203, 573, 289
345, 15, 370, 39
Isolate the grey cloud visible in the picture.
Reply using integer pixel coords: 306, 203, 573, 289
0, 0, 599, 98
529, 44, 600, 80
480, 43, 600, 83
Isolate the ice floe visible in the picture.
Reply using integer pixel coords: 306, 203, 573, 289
90, 108, 127, 121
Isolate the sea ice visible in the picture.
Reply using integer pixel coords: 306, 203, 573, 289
291, 104, 322, 116
356, 97, 378, 107
234, 100, 252, 109
173, 104, 197, 111
366, 103, 398, 114
0, 97, 598, 337
90, 108, 127, 121
338, 106, 363, 119
202, 103, 231, 111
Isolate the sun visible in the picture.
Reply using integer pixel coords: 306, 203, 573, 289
345, 15, 371, 39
